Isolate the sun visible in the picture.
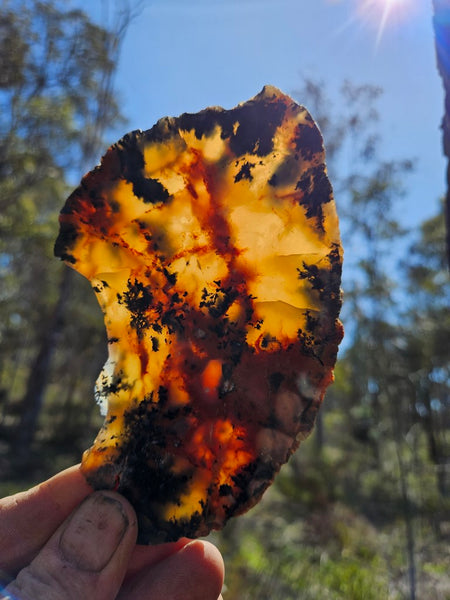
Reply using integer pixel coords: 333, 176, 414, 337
353, 0, 418, 47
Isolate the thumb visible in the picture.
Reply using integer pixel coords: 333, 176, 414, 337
4, 491, 137, 600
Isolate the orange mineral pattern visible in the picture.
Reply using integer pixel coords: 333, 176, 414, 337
55, 86, 343, 543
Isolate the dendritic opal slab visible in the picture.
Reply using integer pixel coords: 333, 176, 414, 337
55, 86, 343, 544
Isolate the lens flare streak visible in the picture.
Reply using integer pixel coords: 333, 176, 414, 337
334, 0, 417, 49
375, 0, 395, 49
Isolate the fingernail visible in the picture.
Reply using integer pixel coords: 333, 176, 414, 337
59, 493, 129, 572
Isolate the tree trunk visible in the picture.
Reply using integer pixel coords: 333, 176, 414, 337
13, 268, 73, 461
432, 0, 450, 268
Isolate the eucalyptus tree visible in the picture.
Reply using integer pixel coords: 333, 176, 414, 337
0, 0, 128, 465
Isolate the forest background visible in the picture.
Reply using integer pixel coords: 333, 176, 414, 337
0, 1, 449, 599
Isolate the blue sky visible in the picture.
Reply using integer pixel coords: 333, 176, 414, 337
81, 0, 444, 232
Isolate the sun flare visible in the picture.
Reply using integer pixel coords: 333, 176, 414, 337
353, 0, 418, 47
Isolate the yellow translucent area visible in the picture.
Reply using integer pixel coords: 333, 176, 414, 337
251, 254, 321, 310
90, 279, 173, 415
246, 301, 315, 345
82, 411, 126, 470
227, 192, 330, 257
98, 351, 141, 405
143, 129, 227, 200
225, 298, 247, 325
91, 275, 130, 319
101, 327, 170, 397
100, 412, 125, 443
119, 222, 150, 256
89, 239, 138, 273
322, 200, 342, 245
170, 251, 229, 306
72, 236, 141, 280
164, 467, 211, 521
110, 180, 149, 224
143, 136, 187, 176
229, 205, 285, 255
140, 192, 209, 257
181, 126, 227, 162
225, 190, 332, 342
143, 141, 187, 196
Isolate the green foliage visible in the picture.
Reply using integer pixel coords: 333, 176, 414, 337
217, 400, 450, 598
0, 0, 126, 471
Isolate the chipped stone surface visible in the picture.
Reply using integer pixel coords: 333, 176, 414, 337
55, 86, 343, 543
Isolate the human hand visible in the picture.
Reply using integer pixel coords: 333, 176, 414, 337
0, 466, 224, 599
